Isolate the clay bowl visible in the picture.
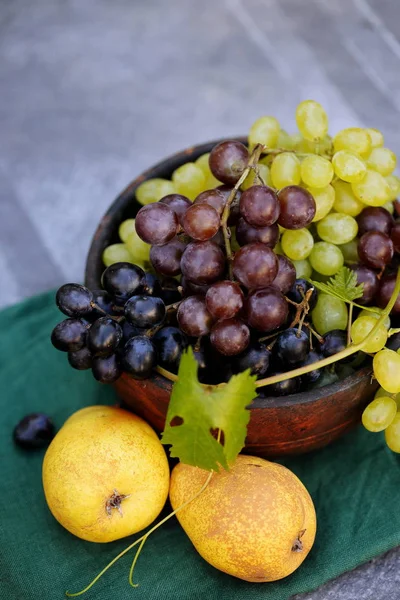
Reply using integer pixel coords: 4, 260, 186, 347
85, 139, 378, 457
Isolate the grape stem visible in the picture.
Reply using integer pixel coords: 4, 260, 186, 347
347, 303, 353, 347
221, 143, 266, 278
90, 302, 125, 323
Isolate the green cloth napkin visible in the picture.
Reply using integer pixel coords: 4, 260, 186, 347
1, 291, 400, 600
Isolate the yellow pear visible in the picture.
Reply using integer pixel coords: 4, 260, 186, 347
43, 405, 169, 543
170, 454, 316, 582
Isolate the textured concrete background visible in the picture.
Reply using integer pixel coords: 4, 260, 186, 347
1, 0, 400, 597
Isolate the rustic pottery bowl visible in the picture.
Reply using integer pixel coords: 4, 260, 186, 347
85, 139, 378, 457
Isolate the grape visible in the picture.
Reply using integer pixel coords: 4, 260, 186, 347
309, 242, 344, 276
210, 318, 250, 356
300, 155, 333, 188
87, 317, 123, 356
235, 218, 279, 248
56, 283, 93, 318
231, 342, 270, 377
356, 206, 394, 236
181, 276, 208, 297
349, 265, 379, 304
332, 181, 364, 217
119, 219, 136, 242
293, 259, 312, 279
239, 185, 280, 227
180, 241, 225, 284
287, 279, 318, 309
122, 336, 157, 380
248, 116, 280, 148
386, 175, 400, 201
246, 287, 288, 331
193, 189, 227, 215
141, 272, 162, 297
358, 309, 390, 330
332, 151, 366, 183
68, 347, 92, 370
358, 231, 394, 269
177, 296, 213, 337
339, 239, 360, 265
385, 413, 400, 453
232, 243, 278, 289
90, 290, 117, 319
182, 203, 220, 241
205, 281, 244, 320
125, 230, 151, 265
317, 213, 358, 245
362, 397, 397, 432
217, 185, 242, 225
321, 330, 347, 358
263, 375, 301, 397
150, 238, 186, 276
385, 200, 395, 214
195, 153, 221, 188
367, 147, 396, 176
272, 255, 296, 294
13, 413, 55, 449
102, 262, 145, 304
351, 316, 387, 352
312, 294, 348, 335
136, 178, 176, 205
270, 153, 301, 188
277, 129, 295, 151
373, 349, 400, 393
299, 350, 323, 384
135, 203, 179, 246
160, 278, 182, 304
352, 170, 391, 207
277, 186, 316, 229
121, 321, 143, 342
51, 319, 88, 352
209, 141, 249, 186
309, 185, 335, 222
386, 333, 400, 352
241, 164, 271, 190
376, 273, 400, 315
153, 326, 188, 373
92, 354, 121, 384
160, 194, 191, 225
295, 100, 328, 142
366, 128, 384, 149
103, 244, 133, 267
391, 223, 400, 253
333, 128, 371, 157
124, 295, 166, 328
281, 228, 314, 261
275, 328, 310, 365
172, 162, 206, 199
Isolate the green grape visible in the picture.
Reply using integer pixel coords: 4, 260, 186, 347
374, 387, 400, 408
293, 259, 312, 279
300, 155, 333, 188
102, 244, 134, 267
367, 147, 396, 176
118, 219, 136, 243
281, 228, 314, 261
309, 241, 344, 276
351, 169, 391, 207
136, 178, 176, 205
358, 309, 390, 330
312, 293, 348, 335
125, 230, 151, 264
310, 270, 330, 283
317, 213, 358, 245
270, 152, 301, 188
309, 185, 335, 222
351, 316, 388, 353
248, 116, 280, 149
274, 241, 283, 255
277, 129, 294, 150
383, 201, 395, 215
195, 153, 221, 188
295, 100, 328, 142
332, 150, 366, 183
362, 397, 397, 432
366, 128, 384, 148
332, 180, 364, 217
242, 163, 271, 190
295, 134, 333, 156
338, 239, 359, 264
373, 349, 400, 393
333, 127, 371, 157
385, 174, 400, 201
385, 412, 400, 453
172, 163, 206, 199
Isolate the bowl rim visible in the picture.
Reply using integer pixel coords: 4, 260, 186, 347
84, 138, 373, 409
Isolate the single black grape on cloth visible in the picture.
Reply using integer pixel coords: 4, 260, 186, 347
14, 413, 55, 449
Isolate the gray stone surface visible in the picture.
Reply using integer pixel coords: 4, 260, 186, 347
1, 0, 399, 597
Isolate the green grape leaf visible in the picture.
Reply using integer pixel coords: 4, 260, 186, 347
161, 347, 257, 472
310, 266, 364, 304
